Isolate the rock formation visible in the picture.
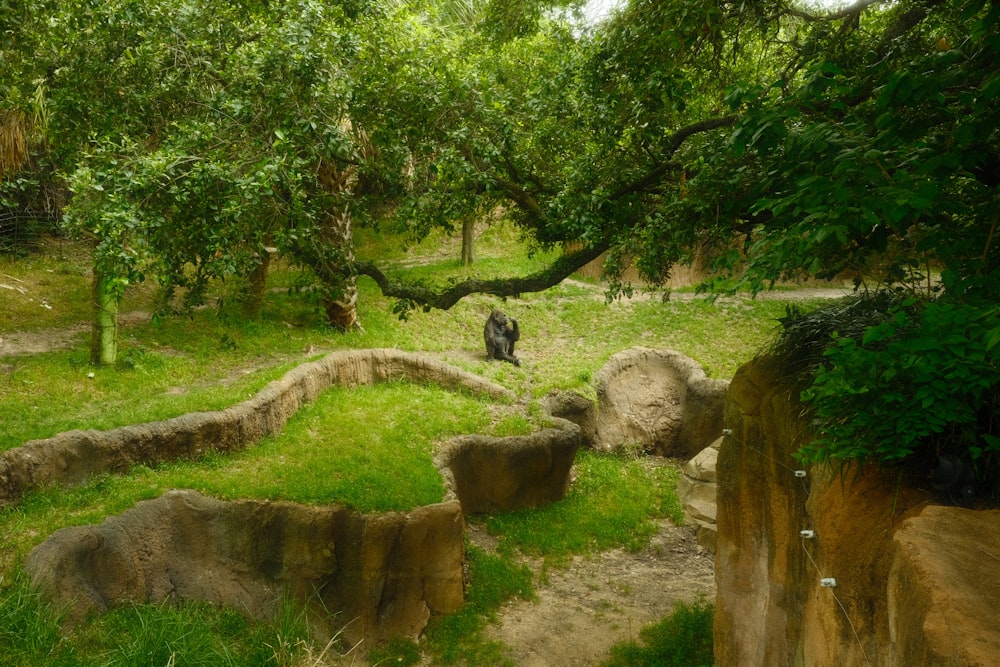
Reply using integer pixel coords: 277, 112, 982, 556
590, 347, 728, 458
18, 346, 731, 650
25, 489, 465, 647
436, 418, 580, 515
0, 349, 515, 507
677, 436, 720, 552
19, 349, 586, 648
714, 355, 1000, 666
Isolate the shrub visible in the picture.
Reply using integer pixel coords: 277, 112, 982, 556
774, 292, 1000, 503
599, 597, 714, 667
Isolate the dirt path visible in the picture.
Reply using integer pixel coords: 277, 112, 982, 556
0, 310, 150, 357
454, 305, 728, 667
473, 520, 715, 666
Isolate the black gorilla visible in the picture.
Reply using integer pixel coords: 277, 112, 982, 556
484, 309, 520, 366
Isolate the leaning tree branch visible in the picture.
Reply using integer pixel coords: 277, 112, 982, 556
351, 240, 611, 310
782, 0, 884, 22
611, 115, 738, 200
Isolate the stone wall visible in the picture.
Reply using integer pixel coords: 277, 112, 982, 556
0, 349, 515, 507
25, 490, 465, 647
714, 355, 1000, 666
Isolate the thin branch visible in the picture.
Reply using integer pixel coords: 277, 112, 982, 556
783, 0, 884, 23
611, 115, 737, 199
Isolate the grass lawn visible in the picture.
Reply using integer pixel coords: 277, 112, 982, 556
0, 223, 829, 665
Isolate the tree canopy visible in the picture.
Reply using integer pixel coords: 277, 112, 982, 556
3, 0, 999, 482
6, 0, 997, 307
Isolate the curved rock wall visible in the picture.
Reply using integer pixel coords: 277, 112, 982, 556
19, 346, 731, 649
436, 418, 580, 514
24, 489, 465, 646
715, 355, 1000, 666
591, 347, 728, 458
0, 349, 515, 506
18, 349, 586, 647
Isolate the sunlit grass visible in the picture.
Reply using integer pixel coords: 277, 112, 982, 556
153, 382, 492, 511
0, 382, 514, 569
482, 451, 685, 562
2, 251, 794, 452
0, 223, 806, 666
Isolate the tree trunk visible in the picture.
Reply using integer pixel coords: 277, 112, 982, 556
90, 269, 118, 366
321, 207, 359, 331
316, 155, 361, 331
241, 248, 271, 319
461, 218, 476, 266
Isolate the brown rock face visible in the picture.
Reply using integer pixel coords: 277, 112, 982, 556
24, 490, 465, 646
436, 418, 581, 515
591, 347, 728, 458
889, 506, 1000, 666
714, 355, 1000, 666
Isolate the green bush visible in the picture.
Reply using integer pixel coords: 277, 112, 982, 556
776, 293, 1000, 502
599, 598, 714, 667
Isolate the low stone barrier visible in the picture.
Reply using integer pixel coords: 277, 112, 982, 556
25, 490, 465, 647
0, 349, 515, 507
436, 418, 581, 515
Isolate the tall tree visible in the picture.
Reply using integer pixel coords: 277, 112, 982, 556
17, 0, 366, 362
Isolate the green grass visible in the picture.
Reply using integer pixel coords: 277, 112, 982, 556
0, 382, 518, 568
151, 382, 494, 511
2, 228, 796, 452
422, 546, 534, 666
0, 569, 319, 667
0, 223, 802, 665
482, 451, 685, 562
599, 597, 715, 667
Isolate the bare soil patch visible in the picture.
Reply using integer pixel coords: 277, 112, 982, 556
471, 519, 715, 666
0, 310, 150, 357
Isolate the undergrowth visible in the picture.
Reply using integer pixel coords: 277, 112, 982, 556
772, 292, 1000, 507
599, 597, 714, 667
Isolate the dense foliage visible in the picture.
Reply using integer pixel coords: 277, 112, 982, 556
3, 1, 999, 482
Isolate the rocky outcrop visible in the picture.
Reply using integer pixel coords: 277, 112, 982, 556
677, 437, 720, 553
540, 390, 597, 445
714, 355, 1000, 666
436, 418, 580, 515
888, 506, 1000, 667
590, 347, 728, 458
19, 348, 590, 647
0, 349, 515, 507
25, 489, 465, 647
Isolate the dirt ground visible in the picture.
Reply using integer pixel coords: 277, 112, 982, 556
469, 520, 716, 666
